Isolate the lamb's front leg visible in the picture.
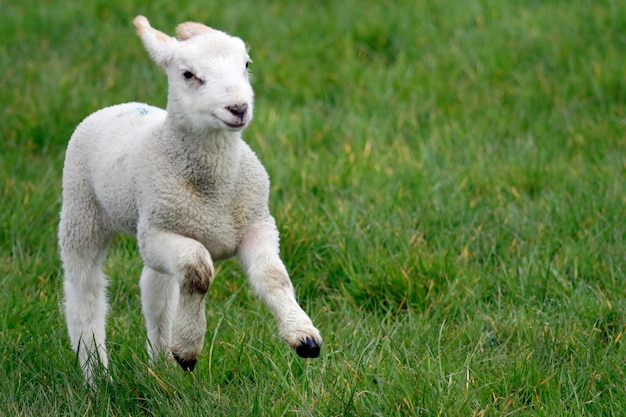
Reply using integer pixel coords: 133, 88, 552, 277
139, 266, 179, 361
138, 228, 214, 371
238, 220, 322, 358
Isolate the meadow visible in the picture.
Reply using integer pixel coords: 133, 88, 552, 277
1, 0, 625, 415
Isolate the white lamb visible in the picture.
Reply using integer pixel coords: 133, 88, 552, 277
58, 16, 322, 383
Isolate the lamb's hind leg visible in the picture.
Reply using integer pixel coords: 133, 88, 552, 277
59, 203, 111, 384
138, 228, 214, 371
238, 220, 322, 358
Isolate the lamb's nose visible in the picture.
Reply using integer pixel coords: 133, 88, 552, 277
226, 104, 248, 120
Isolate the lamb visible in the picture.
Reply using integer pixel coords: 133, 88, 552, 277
58, 15, 322, 383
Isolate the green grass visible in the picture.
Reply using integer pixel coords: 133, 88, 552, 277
1, 0, 625, 415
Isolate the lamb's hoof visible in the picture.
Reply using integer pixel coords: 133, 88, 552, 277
295, 337, 321, 358
172, 352, 197, 371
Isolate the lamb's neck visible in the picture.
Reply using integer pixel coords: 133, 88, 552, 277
162, 123, 242, 188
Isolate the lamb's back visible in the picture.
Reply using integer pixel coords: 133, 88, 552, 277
63, 103, 166, 233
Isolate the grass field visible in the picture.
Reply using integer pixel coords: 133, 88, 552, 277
1, 0, 625, 415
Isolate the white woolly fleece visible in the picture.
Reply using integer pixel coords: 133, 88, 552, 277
59, 16, 321, 384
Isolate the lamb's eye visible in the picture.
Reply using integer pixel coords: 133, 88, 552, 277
245, 62, 249, 69
182, 70, 204, 85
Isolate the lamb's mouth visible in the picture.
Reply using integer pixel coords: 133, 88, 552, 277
225, 121, 245, 128
217, 118, 246, 130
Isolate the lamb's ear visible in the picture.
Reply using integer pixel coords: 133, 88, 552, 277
134, 16, 177, 69
176, 22, 213, 41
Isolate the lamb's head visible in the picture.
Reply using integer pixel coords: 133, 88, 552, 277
134, 16, 253, 133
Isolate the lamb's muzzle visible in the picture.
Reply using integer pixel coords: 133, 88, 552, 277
226, 103, 248, 119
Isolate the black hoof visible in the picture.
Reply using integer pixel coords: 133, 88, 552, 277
172, 352, 197, 371
295, 337, 321, 358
